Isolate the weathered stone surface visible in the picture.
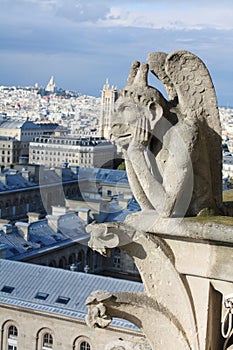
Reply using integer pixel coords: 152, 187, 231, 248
111, 50, 222, 217
85, 51, 232, 350
104, 337, 152, 350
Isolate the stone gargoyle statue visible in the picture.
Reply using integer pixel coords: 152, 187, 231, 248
111, 50, 222, 218
85, 51, 225, 350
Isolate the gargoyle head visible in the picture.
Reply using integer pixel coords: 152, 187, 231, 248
110, 61, 168, 149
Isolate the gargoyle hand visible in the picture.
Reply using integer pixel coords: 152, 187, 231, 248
130, 116, 150, 150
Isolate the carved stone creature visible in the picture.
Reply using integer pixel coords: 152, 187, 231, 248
85, 51, 226, 350
85, 290, 112, 328
111, 50, 222, 217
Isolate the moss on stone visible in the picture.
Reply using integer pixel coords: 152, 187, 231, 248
186, 215, 233, 226
223, 190, 233, 202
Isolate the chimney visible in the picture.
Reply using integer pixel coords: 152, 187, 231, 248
0, 174, 7, 185
46, 206, 68, 233
77, 208, 91, 224
27, 212, 41, 223
15, 222, 30, 240
0, 219, 10, 226
0, 224, 13, 234
21, 168, 30, 181
0, 244, 7, 258
51, 206, 67, 216
46, 215, 59, 233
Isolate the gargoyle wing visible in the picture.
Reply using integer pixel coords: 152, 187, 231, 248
147, 51, 177, 101
165, 50, 222, 211
165, 50, 221, 132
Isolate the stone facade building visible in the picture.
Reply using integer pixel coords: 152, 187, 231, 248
0, 120, 58, 167
0, 137, 21, 168
29, 136, 116, 169
0, 173, 80, 220
0, 259, 146, 350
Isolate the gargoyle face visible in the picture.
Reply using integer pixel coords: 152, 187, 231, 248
110, 61, 167, 149
111, 94, 164, 149
111, 97, 142, 147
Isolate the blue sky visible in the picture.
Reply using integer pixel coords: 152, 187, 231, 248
1, 0, 233, 106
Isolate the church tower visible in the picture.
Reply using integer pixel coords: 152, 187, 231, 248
99, 79, 118, 139
45, 76, 56, 93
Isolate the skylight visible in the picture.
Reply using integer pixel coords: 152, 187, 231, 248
35, 292, 49, 300
1, 285, 15, 294
56, 296, 70, 305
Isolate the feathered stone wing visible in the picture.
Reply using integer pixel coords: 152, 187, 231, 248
164, 50, 222, 213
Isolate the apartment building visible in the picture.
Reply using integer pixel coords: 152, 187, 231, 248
0, 259, 146, 350
29, 136, 116, 169
0, 120, 58, 166
0, 137, 21, 168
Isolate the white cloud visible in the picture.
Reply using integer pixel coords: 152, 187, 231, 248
1, 0, 233, 30
103, 3, 233, 30
0, 0, 233, 105
54, 0, 110, 23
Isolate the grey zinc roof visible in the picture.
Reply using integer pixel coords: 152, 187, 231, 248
5, 174, 34, 188
0, 173, 35, 192
0, 259, 143, 329
0, 228, 38, 258
77, 167, 129, 186
105, 197, 141, 223
0, 213, 89, 260
0, 119, 25, 129
0, 120, 58, 130
96, 169, 128, 185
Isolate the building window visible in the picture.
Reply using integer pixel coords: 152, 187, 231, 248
43, 333, 53, 349
73, 337, 92, 350
113, 248, 121, 269
1, 285, 15, 294
35, 292, 49, 300
80, 341, 91, 350
8, 326, 18, 337
56, 296, 70, 305
7, 325, 18, 350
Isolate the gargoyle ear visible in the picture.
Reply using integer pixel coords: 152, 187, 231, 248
148, 102, 163, 129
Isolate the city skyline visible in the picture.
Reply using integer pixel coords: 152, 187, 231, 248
1, 0, 233, 105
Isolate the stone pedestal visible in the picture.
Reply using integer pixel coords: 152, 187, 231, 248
85, 215, 233, 350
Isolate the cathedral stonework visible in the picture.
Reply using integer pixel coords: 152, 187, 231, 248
85, 51, 233, 350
